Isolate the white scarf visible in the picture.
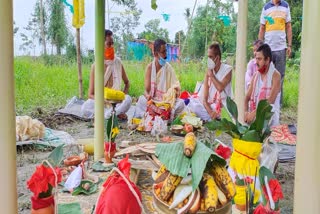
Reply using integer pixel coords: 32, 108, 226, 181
104, 57, 122, 90
150, 59, 178, 101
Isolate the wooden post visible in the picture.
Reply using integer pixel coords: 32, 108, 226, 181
76, 28, 83, 99
40, 0, 47, 55
0, 0, 18, 212
94, 0, 105, 161
294, 1, 320, 213
234, 0, 248, 123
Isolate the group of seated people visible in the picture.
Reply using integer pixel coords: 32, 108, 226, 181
82, 29, 281, 127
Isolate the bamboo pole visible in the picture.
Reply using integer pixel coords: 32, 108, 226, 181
40, 0, 47, 55
76, 28, 83, 99
0, 0, 18, 212
294, 1, 320, 213
234, 0, 248, 123
94, 0, 105, 161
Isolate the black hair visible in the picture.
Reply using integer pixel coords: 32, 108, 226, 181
256, 43, 272, 61
208, 43, 222, 59
253, 39, 264, 47
154, 39, 166, 53
105, 29, 113, 37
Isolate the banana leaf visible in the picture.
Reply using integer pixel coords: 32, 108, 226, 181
47, 144, 64, 167
58, 202, 83, 214
190, 142, 214, 190
155, 142, 190, 177
72, 180, 98, 196
156, 141, 219, 190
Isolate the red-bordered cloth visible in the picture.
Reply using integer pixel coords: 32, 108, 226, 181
270, 124, 296, 145
146, 104, 171, 121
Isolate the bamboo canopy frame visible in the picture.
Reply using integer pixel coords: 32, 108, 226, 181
0, 1, 319, 213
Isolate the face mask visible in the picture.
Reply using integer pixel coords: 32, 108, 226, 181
158, 57, 166, 67
104, 47, 115, 60
207, 57, 217, 70
258, 64, 268, 74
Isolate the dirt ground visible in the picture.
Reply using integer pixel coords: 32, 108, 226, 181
17, 109, 296, 213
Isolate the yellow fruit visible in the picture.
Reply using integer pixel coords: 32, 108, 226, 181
159, 173, 182, 201
104, 87, 125, 101
83, 143, 94, 155
200, 173, 218, 212
184, 132, 197, 157
209, 163, 236, 200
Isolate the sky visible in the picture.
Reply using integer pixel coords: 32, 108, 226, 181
13, 0, 236, 55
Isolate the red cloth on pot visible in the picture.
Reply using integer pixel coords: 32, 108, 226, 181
31, 195, 54, 210
95, 155, 142, 214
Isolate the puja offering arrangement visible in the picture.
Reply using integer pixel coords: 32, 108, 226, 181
153, 132, 235, 213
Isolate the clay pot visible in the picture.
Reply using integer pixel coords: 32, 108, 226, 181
31, 195, 54, 214
31, 205, 54, 214
104, 150, 116, 163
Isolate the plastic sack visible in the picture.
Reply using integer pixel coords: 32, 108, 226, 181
259, 142, 280, 173
151, 116, 167, 136
64, 165, 83, 191
95, 155, 142, 214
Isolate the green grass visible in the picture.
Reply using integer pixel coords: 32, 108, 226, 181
14, 57, 300, 115
282, 66, 300, 109
15, 57, 91, 114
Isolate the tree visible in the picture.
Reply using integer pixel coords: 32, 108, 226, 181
286, 0, 303, 56
247, 0, 265, 58
13, 21, 19, 35
48, 0, 69, 55
22, 15, 39, 56
32, 0, 48, 55
138, 19, 170, 42
185, 0, 236, 58
110, 0, 142, 59
19, 33, 33, 55
174, 30, 186, 45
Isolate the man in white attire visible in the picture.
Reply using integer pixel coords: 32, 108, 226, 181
244, 43, 281, 126
135, 39, 185, 120
81, 30, 131, 119
189, 43, 232, 121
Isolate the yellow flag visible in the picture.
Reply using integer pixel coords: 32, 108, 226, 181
72, 0, 85, 28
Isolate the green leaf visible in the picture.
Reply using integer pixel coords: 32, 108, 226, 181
172, 116, 183, 125
205, 118, 239, 138
58, 202, 82, 214
221, 106, 232, 122
72, 180, 98, 196
47, 144, 64, 167
250, 100, 273, 133
151, 0, 158, 10
205, 120, 223, 131
241, 130, 261, 142
226, 96, 238, 122
237, 123, 249, 135
155, 142, 190, 177
220, 118, 240, 137
105, 114, 118, 141
190, 142, 214, 190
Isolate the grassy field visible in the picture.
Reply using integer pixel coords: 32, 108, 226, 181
14, 57, 299, 115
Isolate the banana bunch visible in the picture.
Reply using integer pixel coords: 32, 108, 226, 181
104, 87, 125, 101
209, 163, 236, 200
